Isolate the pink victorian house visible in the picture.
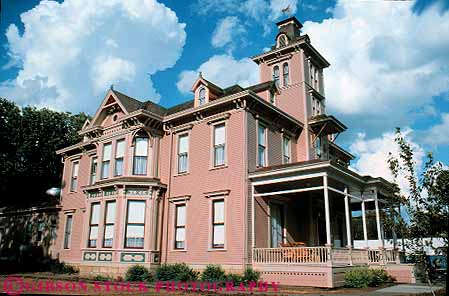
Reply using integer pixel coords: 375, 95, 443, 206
54, 17, 414, 287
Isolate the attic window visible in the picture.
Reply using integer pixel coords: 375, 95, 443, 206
277, 34, 288, 48
112, 114, 118, 122
199, 87, 206, 106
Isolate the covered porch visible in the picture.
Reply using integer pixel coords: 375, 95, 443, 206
249, 160, 410, 287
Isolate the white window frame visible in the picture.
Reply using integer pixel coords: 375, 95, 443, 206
174, 203, 186, 250
70, 161, 79, 192
90, 156, 97, 185
63, 215, 73, 249
177, 133, 189, 174
257, 122, 268, 167
212, 122, 226, 168
209, 196, 226, 250
282, 135, 291, 164
272, 65, 280, 88
133, 136, 149, 176
114, 139, 125, 176
102, 201, 116, 248
283, 62, 289, 87
101, 143, 112, 179
88, 203, 100, 248
199, 87, 206, 106
124, 200, 146, 249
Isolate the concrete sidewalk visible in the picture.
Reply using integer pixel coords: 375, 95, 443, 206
369, 284, 445, 295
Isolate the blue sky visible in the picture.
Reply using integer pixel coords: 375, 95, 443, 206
1, 0, 448, 179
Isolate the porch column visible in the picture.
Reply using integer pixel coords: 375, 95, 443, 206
344, 187, 352, 247
374, 189, 385, 248
361, 198, 369, 248
251, 184, 255, 250
323, 174, 331, 246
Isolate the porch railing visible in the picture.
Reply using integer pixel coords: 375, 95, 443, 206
253, 247, 399, 266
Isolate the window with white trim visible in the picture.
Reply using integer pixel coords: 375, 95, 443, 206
213, 124, 225, 167
174, 204, 186, 249
103, 201, 116, 248
114, 140, 125, 176
273, 66, 280, 88
212, 199, 225, 248
125, 200, 145, 248
90, 157, 97, 185
199, 87, 206, 106
283, 136, 291, 164
63, 215, 73, 249
258, 124, 267, 167
283, 63, 289, 86
88, 203, 100, 248
70, 161, 79, 192
101, 143, 112, 179
133, 136, 148, 175
177, 134, 189, 174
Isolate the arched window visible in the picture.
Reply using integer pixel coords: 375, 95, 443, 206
277, 34, 288, 48
283, 63, 289, 86
133, 132, 149, 175
273, 66, 280, 88
199, 87, 206, 106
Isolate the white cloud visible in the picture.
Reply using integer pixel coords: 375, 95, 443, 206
422, 113, 449, 146
176, 55, 258, 93
350, 128, 425, 193
0, 0, 186, 113
302, 0, 449, 117
211, 16, 246, 53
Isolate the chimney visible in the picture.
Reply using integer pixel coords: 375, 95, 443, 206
276, 16, 303, 41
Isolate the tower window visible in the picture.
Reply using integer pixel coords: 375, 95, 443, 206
283, 63, 289, 86
273, 66, 280, 88
277, 34, 288, 48
199, 87, 206, 106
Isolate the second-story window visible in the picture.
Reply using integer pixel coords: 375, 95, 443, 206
70, 161, 79, 192
177, 134, 189, 174
283, 63, 289, 86
273, 66, 280, 88
88, 203, 100, 248
101, 143, 112, 179
213, 124, 226, 167
199, 87, 206, 106
283, 136, 291, 164
174, 204, 186, 249
114, 140, 125, 176
90, 157, 97, 184
125, 200, 146, 249
258, 124, 267, 167
103, 201, 116, 248
133, 136, 148, 175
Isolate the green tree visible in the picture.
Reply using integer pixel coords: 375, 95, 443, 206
0, 98, 88, 207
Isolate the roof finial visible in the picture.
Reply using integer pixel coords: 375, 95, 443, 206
199, 71, 203, 78
110, 84, 114, 90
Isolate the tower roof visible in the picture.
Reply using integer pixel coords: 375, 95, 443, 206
276, 16, 303, 29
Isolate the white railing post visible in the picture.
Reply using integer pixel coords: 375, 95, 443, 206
374, 189, 385, 248
344, 187, 352, 248
323, 174, 332, 246
361, 198, 369, 248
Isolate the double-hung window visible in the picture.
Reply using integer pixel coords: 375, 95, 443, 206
70, 161, 79, 192
63, 215, 73, 249
213, 124, 225, 167
174, 204, 186, 249
133, 137, 148, 175
88, 203, 100, 248
212, 200, 225, 249
283, 63, 289, 86
114, 140, 125, 176
177, 134, 189, 174
101, 143, 112, 179
273, 66, 280, 88
125, 200, 145, 248
90, 157, 97, 184
103, 201, 116, 248
283, 136, 291, 164
258, 124, 267, 167
199, 88, 206, 106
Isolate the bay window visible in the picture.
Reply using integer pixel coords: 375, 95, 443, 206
212, 199, 225, 248
133, 136, 148, 175
114, 140, 125, 176
101, 143, 112, 179
174, 204, 186, 249
177, 134, 189, 174
125, 200, 146, 248
213, 124, 225, 167
103, 201, 116, 248
88, 203, 100, 248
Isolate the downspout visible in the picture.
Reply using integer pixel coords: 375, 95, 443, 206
242, 100, 249, 268
161, 123, 174, 263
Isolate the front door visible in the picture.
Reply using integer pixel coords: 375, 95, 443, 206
270, 203, 284, 248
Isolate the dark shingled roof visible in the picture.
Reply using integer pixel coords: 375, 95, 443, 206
245, 81, 275, 93
112, 90, 145, 113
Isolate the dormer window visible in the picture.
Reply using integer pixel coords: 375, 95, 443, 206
273, 66, 280, 88
199, 87, 206, 106
277, 34, 288, 48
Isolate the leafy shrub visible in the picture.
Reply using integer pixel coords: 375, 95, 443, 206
344, 268, 393, 288
226, 273, 244, 285
93, 274, 114, 281
50, 261, 79, 274
201, 265, 226, 282
155, 263, 199, 281
242, 267, 260, 284
125, 265, 152, 282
